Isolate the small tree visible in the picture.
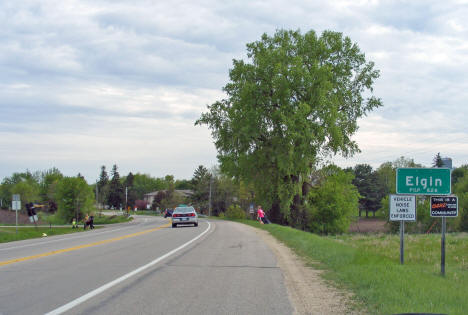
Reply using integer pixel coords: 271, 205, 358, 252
108, 164, 123, 209
190, 165, 211, 211
39, 167, 63, 204
11, 180, 40, 209
123, 172, 137, 208
56, 176, 94, 223
97, 166, 110, 208
306, 165, 359, 234
432, 152, 444, 168
352, 164, 386, 217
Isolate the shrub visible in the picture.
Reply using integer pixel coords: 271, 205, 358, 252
225, 205, 246, 219
306, 165, 360, 235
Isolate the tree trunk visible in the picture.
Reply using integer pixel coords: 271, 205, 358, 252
269, 200, 283, 224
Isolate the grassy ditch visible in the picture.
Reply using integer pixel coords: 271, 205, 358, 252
240, 219, 468, 315
0, 227, 84, 243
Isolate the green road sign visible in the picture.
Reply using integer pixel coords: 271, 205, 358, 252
396, 168, 451, 195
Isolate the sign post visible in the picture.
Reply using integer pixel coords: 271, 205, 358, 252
430, 196, 458, 276
12, 194, 21, 236
389, 195, 416, 264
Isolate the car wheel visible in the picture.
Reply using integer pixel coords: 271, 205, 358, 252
172, 224, 177, 228
194, 222, 198, 227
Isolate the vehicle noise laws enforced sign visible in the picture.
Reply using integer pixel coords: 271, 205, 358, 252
430, 196, 458, 217
389, 195, 416, 221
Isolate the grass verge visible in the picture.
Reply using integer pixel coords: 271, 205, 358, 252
0, 227, 84, 243
238, 219, 468, 315
39, 213, 133, 225
93, 215, 133, 224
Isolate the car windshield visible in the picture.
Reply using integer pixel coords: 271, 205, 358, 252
174, 207, 195, 213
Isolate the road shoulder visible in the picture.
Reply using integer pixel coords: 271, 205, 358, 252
248, 225, 362, 315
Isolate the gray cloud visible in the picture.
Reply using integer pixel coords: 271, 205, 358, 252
1, 0, 468, 181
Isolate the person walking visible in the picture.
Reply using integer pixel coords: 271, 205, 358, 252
83, 214, 89, 229
257, 205, 265, 224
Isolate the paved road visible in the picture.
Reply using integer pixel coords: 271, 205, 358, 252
0, 216, 293, 314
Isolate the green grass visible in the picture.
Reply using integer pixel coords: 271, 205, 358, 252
238, 219, 468, 315
0, 226, 85, 243
126, 210, 160, 216
93, 215, 133, 224
39, 213, 133, 225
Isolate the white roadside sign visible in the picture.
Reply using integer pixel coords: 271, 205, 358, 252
12, 194, 21, 211
12, 200, 21, 210
389, 194, 416, 221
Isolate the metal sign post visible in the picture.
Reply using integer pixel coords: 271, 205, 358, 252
400, 220, 405, 264
12, 194, 21, 236
389, 195, 416, 265
441, 217, 446, 276
430, 196, 458, 276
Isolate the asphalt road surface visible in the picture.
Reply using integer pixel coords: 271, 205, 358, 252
0, 216, 294, 314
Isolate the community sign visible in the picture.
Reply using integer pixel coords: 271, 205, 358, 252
430, 196, 458, 217
396, 168, 451, 195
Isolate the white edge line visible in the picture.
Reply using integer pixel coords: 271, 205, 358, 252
44, 221, 212, 315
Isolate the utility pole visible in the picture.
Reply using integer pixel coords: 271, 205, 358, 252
208, 176, 212, 217
125, 186, 128, 211
95, 180, 99, 210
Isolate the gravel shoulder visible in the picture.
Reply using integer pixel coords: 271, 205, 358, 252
248, 225, 363, 315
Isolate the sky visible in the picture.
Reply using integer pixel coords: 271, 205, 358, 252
1, 0, 468, 183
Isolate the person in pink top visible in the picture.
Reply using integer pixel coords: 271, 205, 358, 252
257, 205, 265, 224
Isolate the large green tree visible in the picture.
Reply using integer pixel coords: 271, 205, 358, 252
196, 29, 382, 224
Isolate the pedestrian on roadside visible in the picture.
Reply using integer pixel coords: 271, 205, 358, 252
72, 218, 77, 229
83, 213, 89, 229
257, 205, 265, 224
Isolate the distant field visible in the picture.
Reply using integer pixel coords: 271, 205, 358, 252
240, 219, 468, 315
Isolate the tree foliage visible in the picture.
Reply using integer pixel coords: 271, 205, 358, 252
108, 164, 123, 208
97, 165, 109, 207
39, 168, 63, 205
306, 165, 359, 234
0, 171, 40, 207
432, 152, 444, 168
352, 164, 386, 217
123, 172, 137, 208
190, 165, 211, 211
196, 29, 381, 224
132, 173, 165, 199
56, 176, 94, 222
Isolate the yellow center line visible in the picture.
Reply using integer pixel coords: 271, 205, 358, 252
0, 222, 172, 267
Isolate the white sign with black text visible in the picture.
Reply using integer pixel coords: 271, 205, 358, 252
389, 194, 416, 221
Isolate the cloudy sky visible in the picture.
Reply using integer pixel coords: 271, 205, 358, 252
1, 0, 468, 182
